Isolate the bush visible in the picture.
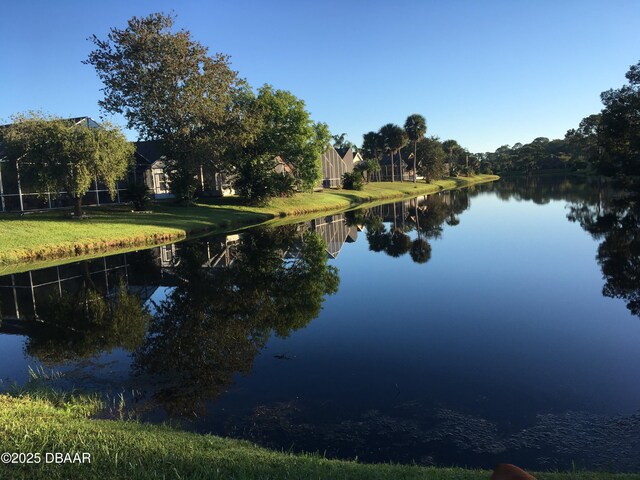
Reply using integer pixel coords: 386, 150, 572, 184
234, 156, 297, 204
127, 181, 152, 211
342, 171, 363, 190
270, 173, 296, 197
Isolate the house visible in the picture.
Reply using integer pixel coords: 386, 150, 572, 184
319, 146, 359, 188
378, 153, 410, 181
133, 140, 173, 198
0, 116, 128, 212
133, 141, 364, 196
134, 140, 235, 198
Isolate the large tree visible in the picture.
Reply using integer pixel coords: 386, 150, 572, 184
361, 131, 384, 182
404, 114, 427, 183
414, 136, 446, 182
379, 123, 406, 182
597, 60, 640, 180
85, 12, 248, 202
1, 114, 133, 216
235, 85, 330, 202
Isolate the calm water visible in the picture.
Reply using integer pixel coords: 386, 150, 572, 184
1, 176, 639, 472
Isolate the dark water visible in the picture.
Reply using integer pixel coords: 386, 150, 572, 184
1, 176, 640, 472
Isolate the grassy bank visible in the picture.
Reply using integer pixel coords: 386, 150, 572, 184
1, 393, 637, 480
0, 175, 497, 271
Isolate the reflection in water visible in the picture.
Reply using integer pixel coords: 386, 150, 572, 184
0, 197, 464, 413
135, 225, 339, 416
568, 188, 640, 317
350, 189, 471, 263
0, 256, 154, 363
26, 282, 150, 364
2, 178, 640, 471
486, 174, 610, 205
0, 222, 340, 416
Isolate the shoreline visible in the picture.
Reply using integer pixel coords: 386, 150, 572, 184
1, 393, 637, 480
0, 175, 498, 274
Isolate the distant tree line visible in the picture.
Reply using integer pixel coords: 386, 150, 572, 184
351, 114, 479, 189
480, 60, 640, 185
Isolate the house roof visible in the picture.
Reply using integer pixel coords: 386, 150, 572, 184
379, 154, 408, 167
67, 116, 101, 128
150, 160, 168, 170
135, 140, 165, 165
274, 155, 294, 174
335, 146, 351, 158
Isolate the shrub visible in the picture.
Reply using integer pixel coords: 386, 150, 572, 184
127, 181, 152, 211
342, 171, 363, 190
270, 173, 296, 197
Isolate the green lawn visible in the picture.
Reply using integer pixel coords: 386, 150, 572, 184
0, 175, 498, 272
1, 394, 637, 480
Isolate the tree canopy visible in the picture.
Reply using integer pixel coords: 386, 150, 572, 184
0, 114, 133, 215
379, 123, 407, 182
410, 136, 446, 182
597, 61, 640, 179
404, 114, 427, 183
234, 85, 330, 202
85, 12, 248, 201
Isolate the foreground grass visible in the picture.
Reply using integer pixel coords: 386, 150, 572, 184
0, 175, 497, 272
1, 394, 638, 480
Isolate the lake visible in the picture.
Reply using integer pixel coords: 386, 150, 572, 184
1, 175, 639, 472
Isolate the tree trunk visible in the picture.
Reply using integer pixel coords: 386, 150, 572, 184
398, 149, 404, 182
391, 152, 395, 182
74, 195, 83, 217
413, 141, 417, 183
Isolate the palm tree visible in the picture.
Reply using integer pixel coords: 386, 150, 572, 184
333, 133, 354, 150
404, 114, 427, 183
362, 131, 384, 182
379, 123, 406, 182
442, 139, 460, 175
395, 130, 409, 182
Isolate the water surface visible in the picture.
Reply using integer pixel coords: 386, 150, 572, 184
1, 176, 639, 471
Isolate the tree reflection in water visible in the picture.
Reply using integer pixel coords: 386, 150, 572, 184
568, 189, 640, 317
3, 223, 339, 417
134, 225, 339, 416
352, 189, 471, 264
24, 263, 151, 363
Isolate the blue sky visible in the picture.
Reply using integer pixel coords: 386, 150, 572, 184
1, 0, 639, 153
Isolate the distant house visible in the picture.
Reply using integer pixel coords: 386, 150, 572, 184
132, 142, 363, 198
0, 116, 128, 212
134, 140, 235, 198
133, 141, 173, 198
379, 153, 409, 181
320, 146, 360, 188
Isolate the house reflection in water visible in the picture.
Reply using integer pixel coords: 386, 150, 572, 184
311, 214, 358, 259
0, 213, 355, 326
0, 192, 470, 327
0, 255, 134, 322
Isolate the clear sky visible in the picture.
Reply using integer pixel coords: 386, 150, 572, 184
1, 0, 639, 153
